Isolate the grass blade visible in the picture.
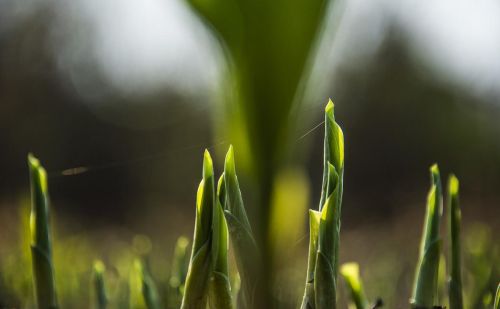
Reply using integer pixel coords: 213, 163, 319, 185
411, 164, 443, 308
494, 283, 500, 309
220, 145, 259, 307
28, 154, 58, 309
93, 260, 107, 309
181, 150, 215, 309
340, 263, 368, 309
447, 175, 463, 309
130, 258, 161, 309
169, 236, 190, 297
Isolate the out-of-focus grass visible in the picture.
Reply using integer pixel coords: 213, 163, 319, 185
0, 196, 498, 308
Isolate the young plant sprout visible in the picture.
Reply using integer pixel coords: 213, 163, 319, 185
411, 164, 443, 308
16, 99, 497, 309
130, 258, 161, 309
92, 260, 107, 309
447, 175, 463, 309
340, 262, 368, 309
28, 154, 58, 309
182, 150, 233, 309
301, 100, 344, 309
218, 145, 259, 308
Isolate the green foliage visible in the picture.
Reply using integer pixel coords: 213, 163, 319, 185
2, 103, 497, 309
301, 100, 344, 309
168, 236, 190, 306
447, 175, 463, 309
181, 151, 216, 309
494, 283, 500, 309
411, 165, 443, 308
92, 260, 107, 309
28, 154, 58, 309
130, 258, 161, 309
218, 145, 259, 308
340, 263, 368, 309
182, 150, 233, 309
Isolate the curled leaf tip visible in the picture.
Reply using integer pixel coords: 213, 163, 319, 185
430, 163, 440, 180
28, 153, 40, 167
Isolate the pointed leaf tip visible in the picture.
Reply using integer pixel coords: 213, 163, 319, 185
203, 149, 214, 179
325, 99, 334, 113
224, 145, 235, 175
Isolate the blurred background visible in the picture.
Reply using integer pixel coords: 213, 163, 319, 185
0, 0, 499, 307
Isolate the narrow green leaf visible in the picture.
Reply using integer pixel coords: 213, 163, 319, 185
130, 259, 161, 309
411, 164, 443, 308
169, 236, 190, 292
220, 145, 259, 307
181, 150, 215, 309
93, 260, 107, 309
28, 154, 58, 309
447, 175, 463, 309
340, 263, 368, 309
300, 210, 321, 309
208, 199, 233, 309
494, 283, 500, 309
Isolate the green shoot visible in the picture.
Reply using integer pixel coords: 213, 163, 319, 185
92, 260, 107, 309
447, 175, 463, 309
28, 154, 58, 309
314, 163, 340, 309
219, 145, 259, 307
494, 283, 500, 309
340, 263, 368, 309
181, 150, 216, 309
302, 99, 344, 309
169, 236, 190, 295
300, 210, 321, 309
208, 198, 233, 309
130, 258, 161, 309
411, 164, 443, 308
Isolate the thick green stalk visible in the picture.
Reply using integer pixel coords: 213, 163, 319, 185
340, 263, 368, 309
93, 260, 107, 309
219, 145, 259, 308
28, 154, 58, 309
314, 163, 340, 309
181, 150, 215, 309
411, 164, 443, 308
302, 100, 344, 309
447, 175, 463, 309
